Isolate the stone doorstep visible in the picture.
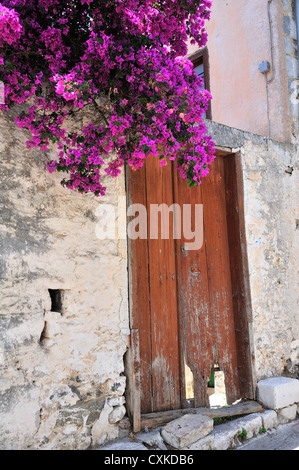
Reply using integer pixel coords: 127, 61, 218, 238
180, 408, 298, 451
158, 412, 264, 450
207, 413, 263, 451
142, 408, 297, 451
97, 406, 299, 451
98, 377, 299, 451
161, 414, 214, 449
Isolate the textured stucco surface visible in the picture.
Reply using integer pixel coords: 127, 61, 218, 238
205, 119, 299, 381
0, 108, 129, 449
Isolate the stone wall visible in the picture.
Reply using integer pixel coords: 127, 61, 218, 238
0, 108, 129, 449
205, 120, 299, 381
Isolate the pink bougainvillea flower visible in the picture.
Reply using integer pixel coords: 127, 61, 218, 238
0, 0, 215, 196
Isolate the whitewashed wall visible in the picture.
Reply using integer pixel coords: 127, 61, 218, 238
0, 108, 129, 449
205, 120, 299, 382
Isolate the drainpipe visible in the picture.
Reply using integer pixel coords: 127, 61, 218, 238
259, 0, 275, 139
266, 0, 275, 84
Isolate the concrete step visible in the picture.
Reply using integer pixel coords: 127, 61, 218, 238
161, 413, 214, 449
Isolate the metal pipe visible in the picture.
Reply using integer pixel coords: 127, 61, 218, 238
266, 0, 275, 84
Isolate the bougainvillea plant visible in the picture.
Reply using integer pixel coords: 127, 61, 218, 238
0, 0, 215, 197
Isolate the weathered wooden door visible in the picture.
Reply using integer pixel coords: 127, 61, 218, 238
125, 151, 254, 430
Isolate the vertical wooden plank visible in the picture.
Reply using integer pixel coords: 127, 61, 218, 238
124, 329, 141, 432
145, 157, 181, 412
173, 167, 213, 408
202, 48, 212, 120
126, 164, 152, 414
201, 156, 240, 404
224, 153, 255, 399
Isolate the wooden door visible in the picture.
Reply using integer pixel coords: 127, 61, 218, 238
125, 151, 254, 428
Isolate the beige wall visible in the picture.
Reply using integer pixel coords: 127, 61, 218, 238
189, 0, 292, 142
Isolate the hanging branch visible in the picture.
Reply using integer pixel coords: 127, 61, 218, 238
0, 0, 215, 197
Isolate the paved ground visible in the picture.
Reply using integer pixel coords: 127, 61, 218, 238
236, 420, 299, 450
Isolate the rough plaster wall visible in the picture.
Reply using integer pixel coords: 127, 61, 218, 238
205, 120, 299, 382
241, 138, 299, 380
0, 108, 129, 450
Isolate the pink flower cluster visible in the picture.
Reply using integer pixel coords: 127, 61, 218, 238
0, 3, 21, 47
0, 0, 215, 196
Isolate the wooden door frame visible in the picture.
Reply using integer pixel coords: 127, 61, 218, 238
188, 46, 212, 120
124, 148, 256, 432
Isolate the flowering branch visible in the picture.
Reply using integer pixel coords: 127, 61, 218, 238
0, 0, 215, 197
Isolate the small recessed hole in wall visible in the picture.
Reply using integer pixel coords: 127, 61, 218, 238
48, 289, 63, 314
39, 290, 65, 345
296, 219, 299, 230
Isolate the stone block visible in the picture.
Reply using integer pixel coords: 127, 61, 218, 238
260, 409, 278, 430
107, 396, 125, 407
161, 414, 213, 449
136, 428, 167, 450
277, 404, 297, 424
55, 397, 106, 428
233, 413, 263, 440
187, 434, 214, 450
257, 377, 299, 409
211, 420, 242, 450
108, 405, 126, 424
210, 413, 263, 450
91, 403, 119, 447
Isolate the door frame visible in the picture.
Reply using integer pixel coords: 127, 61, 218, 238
124, 148, 256, 432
